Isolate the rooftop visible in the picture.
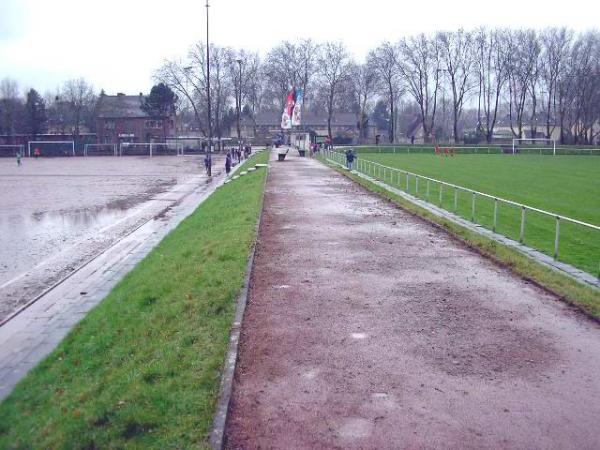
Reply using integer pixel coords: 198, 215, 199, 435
96, 93, 149, 119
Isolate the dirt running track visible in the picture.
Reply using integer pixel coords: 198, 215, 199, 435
224, 152, 600, 450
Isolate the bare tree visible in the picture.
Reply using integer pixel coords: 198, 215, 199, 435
296, 39, 320, 115
227, 50, 263, 144
62, 78, 96, 138
189, 42, 233, 143
505, 29, 540, 139
540, 28, 573, 142
474, 28, 507, 143
368, 42, 402, 143
398, 33, 442, 143
349, 63, 377, 144
155, 58, 207, 136
316, 42, 353, 139
0, 78, 23, 137
262, 41, 299, 111
241, 52, 263, 137
566, 31, 600, 144
438, 29, 474, 143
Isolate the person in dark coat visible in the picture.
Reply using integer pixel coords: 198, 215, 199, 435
225, 153, 232, 175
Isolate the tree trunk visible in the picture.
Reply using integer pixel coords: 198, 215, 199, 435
453, 106, 459, 144
389, 95, 394, 143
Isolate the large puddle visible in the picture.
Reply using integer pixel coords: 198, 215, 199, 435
0, 206, 131, 288
0, 156, 210, 321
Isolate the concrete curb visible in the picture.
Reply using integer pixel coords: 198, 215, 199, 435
323, 157, 600, 292
209, 156, 270, 450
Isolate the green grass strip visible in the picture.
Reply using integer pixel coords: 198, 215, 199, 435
0, 151, 270, 449
356, 153, 600, 275
320, 157, 600, 319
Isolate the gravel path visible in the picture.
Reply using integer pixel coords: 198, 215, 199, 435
225, 153, 600, 449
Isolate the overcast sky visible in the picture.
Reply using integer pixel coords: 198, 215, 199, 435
1, 0, 598, 96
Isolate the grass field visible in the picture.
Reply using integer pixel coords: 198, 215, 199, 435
0, 152, 269, 449
353, 152, 600, 276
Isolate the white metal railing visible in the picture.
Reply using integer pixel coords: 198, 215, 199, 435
324, 149, 600, 272
336, 144, 600, 156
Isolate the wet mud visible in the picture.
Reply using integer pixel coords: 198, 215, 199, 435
0, 156, 219, 322
225, 154, 600, 450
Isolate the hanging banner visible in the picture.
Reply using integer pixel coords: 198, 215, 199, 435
281, 88, 296, 130
291, 88, 303, 126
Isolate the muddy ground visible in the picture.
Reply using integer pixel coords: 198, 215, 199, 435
0, 156, 222, 322
225, 154, 600, 449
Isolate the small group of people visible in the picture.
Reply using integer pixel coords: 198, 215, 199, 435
434, 145, 456, 157
224, 145, 253, 176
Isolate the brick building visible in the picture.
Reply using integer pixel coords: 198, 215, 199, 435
95, 93, 175, 145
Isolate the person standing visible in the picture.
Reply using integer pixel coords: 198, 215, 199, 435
345, 148, 355, 170
225, 152, 232, 175
16, 149, 22, 166
204, 154, 212, 175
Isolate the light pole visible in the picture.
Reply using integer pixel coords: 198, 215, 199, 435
236, 58, 242, 154
205, 0, 212, 176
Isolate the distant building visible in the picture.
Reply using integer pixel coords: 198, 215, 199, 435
239, 111, 374, 146
95, 93, 175, 144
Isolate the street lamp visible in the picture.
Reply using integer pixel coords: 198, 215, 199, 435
205, 0, 212, 176
236, 58, 242, 154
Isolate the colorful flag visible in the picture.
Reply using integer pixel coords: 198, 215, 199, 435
281, 88, 297, 130
291, 88, 303, 126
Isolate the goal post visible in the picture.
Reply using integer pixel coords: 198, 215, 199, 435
511, 138, 556, 156
84, 143, 118, 156
119, 142, 184, 157
0, 144, 25, 157
28, 141, 75, 157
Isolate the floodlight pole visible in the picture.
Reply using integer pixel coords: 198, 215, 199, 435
236, 58, 242, 154
206, 0, 212, 176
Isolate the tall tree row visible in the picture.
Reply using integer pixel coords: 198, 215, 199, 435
154, 28, 599, 145
3, 27, 597, 145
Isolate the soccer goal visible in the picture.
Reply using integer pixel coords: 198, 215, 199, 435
0, 144, 25, 157
84, 143, 118, 156
28, 141, 75, 157
119, 142, 183, 157
511, 138, 556, 155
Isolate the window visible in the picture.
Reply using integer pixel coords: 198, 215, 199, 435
145, 120, 163, 129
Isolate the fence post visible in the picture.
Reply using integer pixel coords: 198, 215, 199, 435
454, 188, 458, 212
416, 176, 419, 195
520, 207, 526, 243
493, 199, 498, 232
406, 172, 409, 192
426, 180, 430, 200
554, 216, 560, 260
439, 184, 443, 206
471, 192, 476, 222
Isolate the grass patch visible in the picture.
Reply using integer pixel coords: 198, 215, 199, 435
320, 157, 600, 319
353, 152, 600, 276
0, 151, 270, 449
